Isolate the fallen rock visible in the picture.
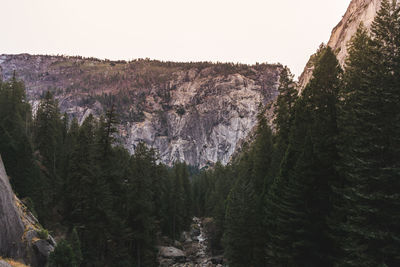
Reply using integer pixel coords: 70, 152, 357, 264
159, 246, 186, 261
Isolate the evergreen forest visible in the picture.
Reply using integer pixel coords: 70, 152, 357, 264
0, 1, 399, 266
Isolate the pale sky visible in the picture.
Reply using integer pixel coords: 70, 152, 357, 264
1, 0, 351, 77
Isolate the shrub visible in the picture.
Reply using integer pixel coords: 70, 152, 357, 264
48, 240, 77, 267
37, 228, 49, 240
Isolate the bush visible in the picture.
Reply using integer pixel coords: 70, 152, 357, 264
48, 240, 77, 267
37, 228, 49, 240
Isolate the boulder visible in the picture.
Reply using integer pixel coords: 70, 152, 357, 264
158, 246, 186, 262
33, 239, 54, 259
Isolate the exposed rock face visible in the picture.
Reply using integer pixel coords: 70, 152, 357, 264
0, 155, 55, 267
0, 155, 26, 260
299, 0, 382, 89
0, 55, 281, 168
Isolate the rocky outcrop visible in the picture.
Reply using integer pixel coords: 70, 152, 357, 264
0, 155, 26, 260
158, 247, 186, 264
299, 0, 382, 89
158, 218, 224, 267
0, 155, 55, 267
0, 55, 281, 168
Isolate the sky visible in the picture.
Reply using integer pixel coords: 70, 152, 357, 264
1, 0, 351, 77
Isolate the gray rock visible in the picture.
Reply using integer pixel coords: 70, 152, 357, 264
0, 55, 281, 168
0, 155, 26, 259
159, 258, 174, 267
33, 239, 54, 258
0, 155, 55, 267
159, 246, 186, 259
0, 260, 12, 267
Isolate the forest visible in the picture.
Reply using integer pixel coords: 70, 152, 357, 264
0, 1, 399, 266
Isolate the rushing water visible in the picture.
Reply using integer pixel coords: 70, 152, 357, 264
172, 217, 221, 267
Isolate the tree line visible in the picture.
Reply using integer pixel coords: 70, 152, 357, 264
0, 80, 192, 266
1, 1, 399, 266
192, 1, 400, 266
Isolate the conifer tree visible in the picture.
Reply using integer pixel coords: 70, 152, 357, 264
265, 45, 341, 266
69, 228, 82, 267
127, 142, 158, 267
338, 1, 400, 265
34, 91, 63, 174
33, 91, 64, 207
0, 77, 41, 208
48, 240, 77, 267
274, 66, 298, 152
224, 178, 258, 267
65, 115, 112, 265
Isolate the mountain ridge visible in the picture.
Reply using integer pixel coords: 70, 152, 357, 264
0, 54, 282, 168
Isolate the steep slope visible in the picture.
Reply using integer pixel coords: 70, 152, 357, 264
0, 155, 55, 267
299, 0, 382, 89
0, 55, 281, 167
0, 157, 25, 260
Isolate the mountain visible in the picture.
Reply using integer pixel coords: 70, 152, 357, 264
0, 54, 281, 168
299, 0, 382, 89
0, 155, 55, 267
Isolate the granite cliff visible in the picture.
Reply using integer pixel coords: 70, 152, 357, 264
299, 0, 382, 89
0, 155, 55, 267
0, 55, 281, 167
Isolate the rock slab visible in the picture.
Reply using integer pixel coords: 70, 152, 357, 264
0, 155, 55, 267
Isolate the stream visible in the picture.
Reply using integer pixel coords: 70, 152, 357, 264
159, 217, 223, 267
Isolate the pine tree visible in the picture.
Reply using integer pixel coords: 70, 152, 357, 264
251, 106, 274, 192
69, 228, 82, 267
33, 91, 64, 207
0, 77, 42, 210
265, 45, 341, 266
274, 66, 298, 152
34, 91, 63, 174
127, 142, 158, 267
224, 178, 258, 267
65, 115, 112, 265
48, 240, 77, 267
338, 1, 400, 265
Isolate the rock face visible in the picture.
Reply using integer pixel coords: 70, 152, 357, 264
0, 155, 55, 267
0, 155, 26, 260
0, 55, 281, 168
299, 0, 382, 89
